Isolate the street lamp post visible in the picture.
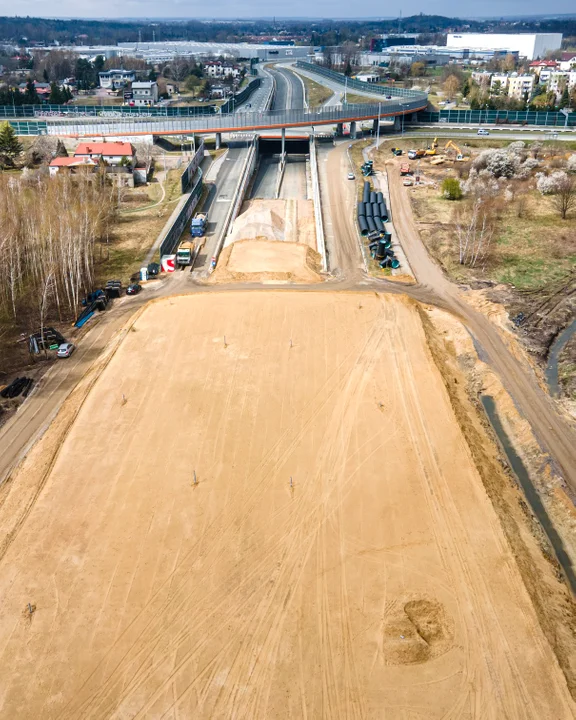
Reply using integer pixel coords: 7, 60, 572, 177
376, 102, 381, 148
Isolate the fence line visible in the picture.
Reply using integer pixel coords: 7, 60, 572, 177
414, 108, 576, 127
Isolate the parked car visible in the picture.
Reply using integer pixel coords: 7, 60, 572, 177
385, 95, 392, 99
126, 283, 142, 296
147, 262, 160, 277
347, 172, 355, 180
57, 342, 75, 358
477, 128, 490, 136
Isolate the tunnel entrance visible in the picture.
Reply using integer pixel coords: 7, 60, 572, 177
258, 136, 310, 155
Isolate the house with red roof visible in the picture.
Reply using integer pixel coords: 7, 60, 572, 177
528, 59, 559, 83
48, 156, 97, 177
74, 141, 135, 167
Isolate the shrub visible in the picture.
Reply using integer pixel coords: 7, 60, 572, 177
441, 177, 463, 200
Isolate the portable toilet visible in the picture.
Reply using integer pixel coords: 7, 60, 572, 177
139, 267, 148, 282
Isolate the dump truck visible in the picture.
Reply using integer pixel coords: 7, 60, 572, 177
400, 163, 411, 176
190, 212, 208, 238
176, 240, 197, 267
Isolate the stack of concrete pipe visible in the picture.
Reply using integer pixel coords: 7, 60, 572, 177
357, 182, 389, 235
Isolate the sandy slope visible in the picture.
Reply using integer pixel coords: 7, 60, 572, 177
0, 292, 573, 719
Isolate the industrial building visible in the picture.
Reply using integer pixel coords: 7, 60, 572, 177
446, 33, 563, 61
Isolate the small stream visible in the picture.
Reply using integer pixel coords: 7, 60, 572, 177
480, 395, 576, 595
545, 318, 576, 396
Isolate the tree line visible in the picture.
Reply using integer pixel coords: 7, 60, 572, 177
0, 168, 117, 334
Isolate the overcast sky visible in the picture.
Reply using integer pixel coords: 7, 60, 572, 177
0, 0, 573, 19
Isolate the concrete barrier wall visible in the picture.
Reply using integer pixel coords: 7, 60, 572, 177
159, 169, 203, 258
180, 137, 205, 193
309, 137, 327, 272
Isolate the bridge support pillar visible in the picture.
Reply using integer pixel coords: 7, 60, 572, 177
215, 132, 222, 150
281, 127, 285, 156
372, 118, 379, 134
336, 123, 344, 136
393, 115, 402, 132
350, 121, 357, 139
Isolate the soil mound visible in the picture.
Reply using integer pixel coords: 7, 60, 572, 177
383, 597, 454, 665
210, 239, 322, 284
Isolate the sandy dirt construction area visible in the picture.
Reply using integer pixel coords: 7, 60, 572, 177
0, 292, 574, 719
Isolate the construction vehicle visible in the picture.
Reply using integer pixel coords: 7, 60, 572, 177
408, 149, 426, 159
390, 147, 403, 156
424, 137, 439, 156
400, 163, 411, 176
361, 159, 374, 176
190, 212, 208, 238
444, 140, 469, 162
176, 240, 197, 267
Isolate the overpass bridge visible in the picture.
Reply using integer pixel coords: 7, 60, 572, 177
6, 62, 428, 138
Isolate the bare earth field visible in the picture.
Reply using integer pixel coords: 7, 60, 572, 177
0, 291, 574, 719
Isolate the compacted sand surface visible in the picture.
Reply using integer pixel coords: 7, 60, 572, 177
0, 292, 574, 719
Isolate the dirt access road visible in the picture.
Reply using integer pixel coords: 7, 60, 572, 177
324, 142, 576, 494
0, 291, 573, 719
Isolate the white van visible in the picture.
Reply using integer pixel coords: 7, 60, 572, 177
477, 128, 490, 136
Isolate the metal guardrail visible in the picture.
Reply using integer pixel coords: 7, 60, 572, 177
294, 61, 428, 102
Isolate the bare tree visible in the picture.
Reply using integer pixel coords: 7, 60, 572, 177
455, 199, 495, 268
550, 174, 576, 219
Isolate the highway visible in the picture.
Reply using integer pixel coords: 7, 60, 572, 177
269, 65, 305, 111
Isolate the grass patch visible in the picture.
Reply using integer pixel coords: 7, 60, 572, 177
345, 93, 377, 104
295, 73, 333, 107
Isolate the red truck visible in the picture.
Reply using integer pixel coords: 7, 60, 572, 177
400, 163, 411, 176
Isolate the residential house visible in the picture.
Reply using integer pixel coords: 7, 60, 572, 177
49, 156, 97, 176
528, 59, 558, 83
559, 53, 576, 72
18, 81, 51, 99
210, 86, 227, 99
507, 74, 535, 100
131, 81, 158, 107
548, 71, 576, 97
98, 69, 136, 89
489, 73, 509, 94
356, 73, 379, 83
471, 70, 492, 87
74, 141, 135, 166
204, 61, 242, 79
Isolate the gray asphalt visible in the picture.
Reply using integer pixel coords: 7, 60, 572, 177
250, 156, 278, 199
195, 141, 251, 269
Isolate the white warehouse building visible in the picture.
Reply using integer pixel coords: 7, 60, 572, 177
446, 33, 562, 61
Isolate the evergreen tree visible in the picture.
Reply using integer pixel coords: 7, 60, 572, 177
43, 68, 50, 83
0, 122, 23, 168
49, 82, 63, 104
560, 86, 570, 108
24, 78, 39, 104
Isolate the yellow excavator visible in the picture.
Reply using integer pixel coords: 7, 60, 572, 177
444, 140, 469, 162
425, 137, 438, 156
